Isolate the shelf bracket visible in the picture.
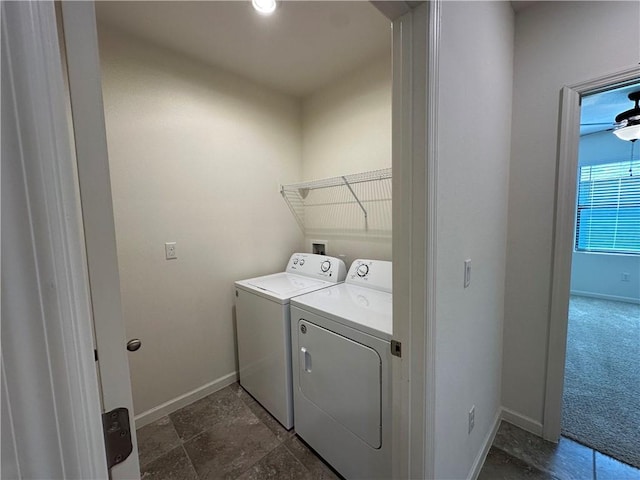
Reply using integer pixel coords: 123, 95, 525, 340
279, 167, 391, 234
341, 176, 368, 219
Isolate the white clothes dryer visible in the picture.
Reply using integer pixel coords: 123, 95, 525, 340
235, 253, 346, 429
290, 259, 392, 479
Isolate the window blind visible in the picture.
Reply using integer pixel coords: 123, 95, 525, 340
575, 159, 640, 254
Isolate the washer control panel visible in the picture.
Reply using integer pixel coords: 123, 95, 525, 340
356, 264, 369, 277
286, 253, 346, 283
347, 259, 392, 293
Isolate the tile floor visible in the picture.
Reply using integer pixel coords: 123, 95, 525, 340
137, 383, 340, 480
483, 422, 640, 480
137, 383, 640, 480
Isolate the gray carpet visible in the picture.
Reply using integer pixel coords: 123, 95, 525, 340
562, 295, 640, 469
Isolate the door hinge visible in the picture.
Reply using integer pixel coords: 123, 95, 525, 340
391, 340, 402, 358
94, 349, 98, 361
102, 407, 133, 469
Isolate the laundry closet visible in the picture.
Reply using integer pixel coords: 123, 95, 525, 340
94, 0, 392, 430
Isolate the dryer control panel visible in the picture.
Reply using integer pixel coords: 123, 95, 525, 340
286, 253, 347, 283
346, 259, 392, 293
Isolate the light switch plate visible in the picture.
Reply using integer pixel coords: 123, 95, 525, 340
464, 259, 471, 288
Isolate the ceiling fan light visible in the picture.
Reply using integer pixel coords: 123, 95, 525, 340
252, 0, 277, 15
613, 124, 640, 141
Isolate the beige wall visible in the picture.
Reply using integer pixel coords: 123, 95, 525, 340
301, 55, 392, 265
435, 2, 514, 478
503, 1, 640, 429
302, 55, 391, 179
98, 27, 304, 416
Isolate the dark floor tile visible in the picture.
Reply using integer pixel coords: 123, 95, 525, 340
236, 443, 312, 480
494, 422, 594, 480
184, 414, 280, 480
228, 381, 254, 404
140, 445, 198, 480
229, 382, 294, 443
247, 403, 294, 443
284, 435, 341, 480
136, 416, 181, 468
169, 386, 253, 441
595, 452, 640, 480
479, 447, 560, 480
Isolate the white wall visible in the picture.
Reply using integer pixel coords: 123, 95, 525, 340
572, 253, 640, 302
301, 55, 392, 265
434, 2, 514, 478
503, 1, 640, 429
571, 131, 640, 302
97, 26, 304, 416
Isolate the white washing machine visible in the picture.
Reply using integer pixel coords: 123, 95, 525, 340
235, 253, 346, 429
290, 259, 392, 479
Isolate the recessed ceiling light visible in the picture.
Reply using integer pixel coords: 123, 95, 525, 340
252, 0, 277, 15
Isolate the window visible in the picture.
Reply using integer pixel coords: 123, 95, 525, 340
575, 159, 640, 254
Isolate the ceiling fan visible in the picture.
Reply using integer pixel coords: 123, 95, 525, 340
580, 91, 640, 139
612, 91, 640, 141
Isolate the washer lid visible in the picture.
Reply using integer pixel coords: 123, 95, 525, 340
291, 283, 392, 339
236, 272, 332, 303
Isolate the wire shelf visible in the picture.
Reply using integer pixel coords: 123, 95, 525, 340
280, 168, 392, 236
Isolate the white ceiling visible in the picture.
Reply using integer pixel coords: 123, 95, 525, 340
95, 1, 392, 98
510, 1, 538, 13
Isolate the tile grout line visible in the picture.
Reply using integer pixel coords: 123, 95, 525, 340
162, 393, 224, 477
179, 443, 200, 480
231, 434, 289, 479
167, 414, 183, 447
224, 384, 295, 480
136, 417, 183, 470
592, 448, 597, 480
282, 438, 316, 478
234, 397, 314, 477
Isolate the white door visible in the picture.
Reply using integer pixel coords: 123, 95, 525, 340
59, 2, 140, 478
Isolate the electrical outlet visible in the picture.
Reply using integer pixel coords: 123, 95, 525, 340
464, 259, 472, 288
165, 242, 177, 260
468, 405, 475, 434
621, 272, 630, 282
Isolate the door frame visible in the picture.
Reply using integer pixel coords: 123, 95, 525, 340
1, 1, 108, 478
543, 66, 640, 441
57, 2, 141, 478
5, 0, 437, 478
389, 3, 438, 479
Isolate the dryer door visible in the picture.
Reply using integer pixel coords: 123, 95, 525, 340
297, 319, 382, 448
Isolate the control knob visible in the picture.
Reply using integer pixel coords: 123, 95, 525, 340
320, 260, 331, 272
356, 264, 369, 277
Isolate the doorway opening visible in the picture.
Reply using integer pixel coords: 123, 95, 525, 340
562, 81, 640, 468
92, 1, 393, 477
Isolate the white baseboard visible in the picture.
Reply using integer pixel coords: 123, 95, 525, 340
468, 408, 502, 480
501, 407, 543, 436
134, 371, 239, 428
571, 290, 640, 305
